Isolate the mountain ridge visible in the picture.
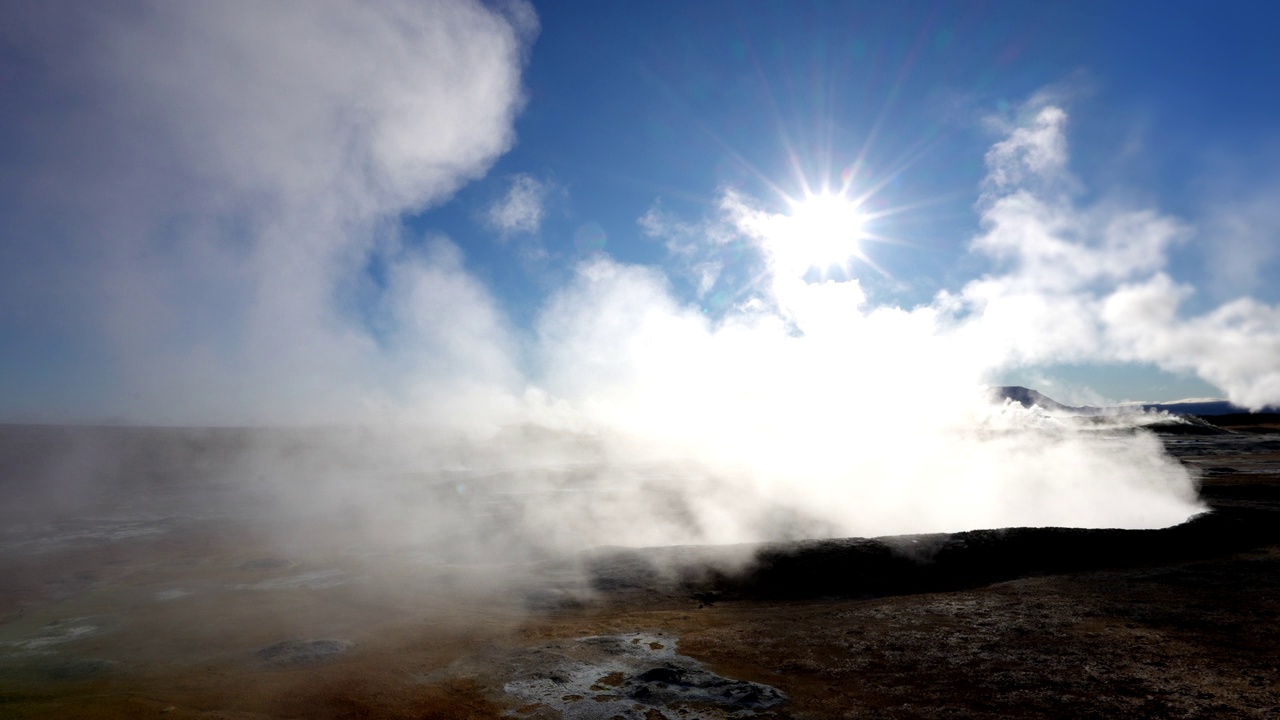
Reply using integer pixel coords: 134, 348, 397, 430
992, 386, 1277, 417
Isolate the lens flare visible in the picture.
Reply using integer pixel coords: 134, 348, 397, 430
768, 191, 868, 274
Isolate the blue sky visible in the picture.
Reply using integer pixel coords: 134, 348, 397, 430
423, 1, 1280, 402
469, 0, 1280, 291
2, 1, 1279, 422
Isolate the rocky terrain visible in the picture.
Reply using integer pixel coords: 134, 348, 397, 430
1, 417, 1278, 719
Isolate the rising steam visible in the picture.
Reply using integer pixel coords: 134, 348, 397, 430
9, 2, 1280, 556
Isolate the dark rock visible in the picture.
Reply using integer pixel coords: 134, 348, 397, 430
256, 639, 351, 667
584, 501, 1280, 604
46, 659, 113, 681
636, 666, 685, 686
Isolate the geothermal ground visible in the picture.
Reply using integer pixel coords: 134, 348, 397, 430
1, 420, 1278, 719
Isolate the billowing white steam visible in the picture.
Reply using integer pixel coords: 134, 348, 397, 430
10, 2, 1280, 553
0, 0, 536, 423
958, 101, 1280, 409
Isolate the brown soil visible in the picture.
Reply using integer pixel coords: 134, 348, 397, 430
1, 427, 1277, 719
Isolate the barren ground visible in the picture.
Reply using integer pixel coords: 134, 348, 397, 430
1, 423, 1277, 719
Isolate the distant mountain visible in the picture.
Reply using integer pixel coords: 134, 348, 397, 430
1136, 400, 1276, 416
993, 386, 1276, 417
990, 386, 1103, 415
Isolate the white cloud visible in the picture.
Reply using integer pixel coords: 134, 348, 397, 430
955, 97, 1280, 409
0, 0, 537, 423
482, 92, 1280, 544
524, 247, 1202, 542
1205, 192, 1280, 297
638, 198, 745, 299
634, 96, 1280, 415
983, 104, 1070, 191
3, 4, 1265, 557
1102, 279, 1280, 409
486, 173, 550, 236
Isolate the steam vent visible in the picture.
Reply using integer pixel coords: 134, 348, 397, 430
5, 2, 1280, 718
3, 400, 1280, 717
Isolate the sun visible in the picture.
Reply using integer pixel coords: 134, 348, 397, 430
771, 191, 868, 272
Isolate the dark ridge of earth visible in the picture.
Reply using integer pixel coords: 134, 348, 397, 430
2, 426, 1279, 719
580, 431, 1280, 607
580, 503, 1280, 605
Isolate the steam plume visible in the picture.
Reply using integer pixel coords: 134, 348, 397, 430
13, 4, 1280, 554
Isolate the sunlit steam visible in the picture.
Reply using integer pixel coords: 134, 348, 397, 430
18, 2, 1280, 572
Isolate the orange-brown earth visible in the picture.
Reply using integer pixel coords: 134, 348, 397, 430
1, 423, 1278, 719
